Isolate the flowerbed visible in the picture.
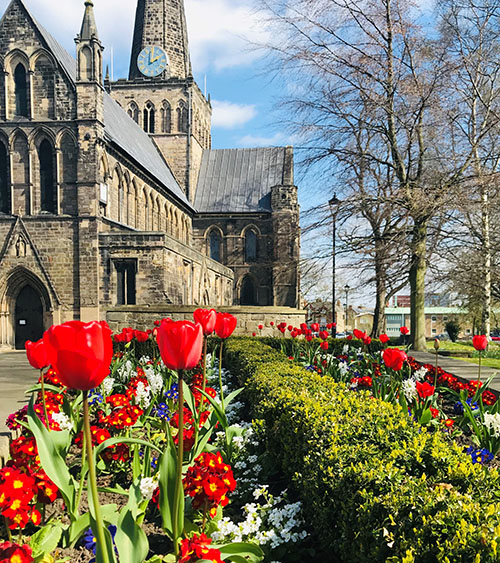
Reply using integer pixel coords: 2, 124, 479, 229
224, 337, 500, 562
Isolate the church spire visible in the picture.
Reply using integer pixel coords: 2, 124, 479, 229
80, 0, 99, 41
128, 0, 192, 81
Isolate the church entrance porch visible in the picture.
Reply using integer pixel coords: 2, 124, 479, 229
0, 267, 55, 350
14, 285, 44, 349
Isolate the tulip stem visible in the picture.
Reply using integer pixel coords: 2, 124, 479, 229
40, 368, 49, 430
434, 349, 438, 389
478, 352, 482, 388
74, 429, 86, 520
219, 341, 225, 406
83, 390, 110, 563
201, 338, 208, 395
173, 369, 184, 557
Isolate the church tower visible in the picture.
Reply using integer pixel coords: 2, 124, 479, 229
107, 0, 211, 202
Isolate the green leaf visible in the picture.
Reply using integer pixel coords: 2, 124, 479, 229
27, 398, 77, 515
132, 444, 141, 481
115, 509, 149, 563
215, 541, 264, 562
418, 408, 432, 426
30, 523, 63, 561
182, 380, 199, 425
222, 388, 244, 409
198, 388, 228, 428
158, 442, 178, 537
94, 437, 162, 458
93, 518, 118, 563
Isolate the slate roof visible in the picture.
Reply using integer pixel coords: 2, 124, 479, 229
16, 0, 191, 209
195, 148, 287, 213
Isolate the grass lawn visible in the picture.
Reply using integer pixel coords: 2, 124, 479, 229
451, 356, 500, 370
426, 341, 475, 352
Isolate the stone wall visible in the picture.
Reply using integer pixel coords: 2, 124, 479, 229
105, 305, 307, 336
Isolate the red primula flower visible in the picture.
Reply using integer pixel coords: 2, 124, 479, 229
178, 533, 222, 563
0, 541, 33, 563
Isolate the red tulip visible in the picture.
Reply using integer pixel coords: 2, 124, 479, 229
353, 329, 365, 340
311, 323, 320, 332
320, 341, 328, 350
134, 330, 149, 342
215, 313, 237, 339
258, 324, 263, 330
379, 334, 389, 344
252, 332, 256, 337
382, 348, 407, 371
319, 330, 329, 340
193, 308, 217, 336
400, 326, 409, 335
346, 335, 353, 341
157, 320, 203, 371
44, 321, 113, 391
473, 335, 488, 352
270, 321, 275, 327
416, 381, 435, 398
306, 334, 313, 342
362, 336, 371, 346
300, 323, 308, 332
25, 339, 48, 370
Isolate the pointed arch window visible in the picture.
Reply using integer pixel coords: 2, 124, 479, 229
39, 139, 56, 213
0, 142, 9, 214
209, 229, 221, 262
14, 63, 28, 117
128, 102, 139, 124
160, 101, 171, 133
177, 102, 188, 133
245, 230, 257, 262
241, 276, 256, 306
143, 102, 155, 133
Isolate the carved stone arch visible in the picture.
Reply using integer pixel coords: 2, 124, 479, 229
32, 52, 55, 120
205, 225, 223, 263
143, 100, 155, 134
6, 51, 30, 119
176, 101, 188, 133
127, 101, 139, 124
131, 178, 139, 228
99, 153, 109, 182
238, 273, 258, 306
30, 48, 56, 71
0, 266, 55, 349
0, 132, 10, 214
160, 100, 171, 133
57, 130, 77, 215
240, 223, 262, 238
173, 209, 179, 238
29, 126, 56, 150
10, 130, 29, 214
167, 205, 173, 235
142, 186, 150, 230
163, 202, 168, 232
79, 46, 93, 81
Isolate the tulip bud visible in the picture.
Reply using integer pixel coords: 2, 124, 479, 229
434, 338, 440, 350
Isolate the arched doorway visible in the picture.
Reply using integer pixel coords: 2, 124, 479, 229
240, 276, 257, 306
14, 285, 44, 349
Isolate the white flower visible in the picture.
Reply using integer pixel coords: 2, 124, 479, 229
101, 377, 115, 395
413, 367, 427, 382
339, 362, 348, 376
253, 485, 268, 500
402, 379, 417, 402
144, 365, 163, 395
135, 381, 151, 408
484, 413, 500, 437
117, 360, 135, 382
342, 344, 349, 354
139, 477, 157, 500
51, 411, 72, 431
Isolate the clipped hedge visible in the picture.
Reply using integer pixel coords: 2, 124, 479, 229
224, 338, 500, 562
260, 335, 386, 356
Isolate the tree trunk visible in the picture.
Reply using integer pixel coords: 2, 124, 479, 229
481, 185, 491, 336
371, 246, 387, 337
409, 219, 427, 351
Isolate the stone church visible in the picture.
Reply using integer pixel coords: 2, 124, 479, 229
0, 0, 300, 349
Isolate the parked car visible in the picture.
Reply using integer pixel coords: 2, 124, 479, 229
435, 333, 450, 341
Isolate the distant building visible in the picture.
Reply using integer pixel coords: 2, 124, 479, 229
385, 307, 472, 338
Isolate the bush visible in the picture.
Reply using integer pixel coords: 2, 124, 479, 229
224, 338, 500, 562
445, 320, 461, 342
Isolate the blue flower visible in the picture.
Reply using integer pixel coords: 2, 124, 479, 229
155, 402, 171, 420
82, 525, 117, 560
454, 398, 479, 415
88, 390, 103, 406
305, 365, 315, 371
465, 446, 494, 464
165, 383, 179, 400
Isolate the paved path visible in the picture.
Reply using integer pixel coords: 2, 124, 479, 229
409, 351, 500, 393
0, 350, 37, 433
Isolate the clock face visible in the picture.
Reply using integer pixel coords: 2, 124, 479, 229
137, 46, 168, 77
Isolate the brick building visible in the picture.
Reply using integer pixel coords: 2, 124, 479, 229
0, 0, 300, 348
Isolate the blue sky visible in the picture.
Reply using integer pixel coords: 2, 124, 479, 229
0, 0, 290, 153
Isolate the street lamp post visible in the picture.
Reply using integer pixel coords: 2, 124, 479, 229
345, 284, 350, 333
329, 194, 340, 338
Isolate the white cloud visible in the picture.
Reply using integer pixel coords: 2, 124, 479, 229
237, 131, 290, 147
211, 100, 257, 129
3, 0, 269, 78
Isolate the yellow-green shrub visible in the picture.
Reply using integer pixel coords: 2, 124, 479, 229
224, 338, 500, 562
